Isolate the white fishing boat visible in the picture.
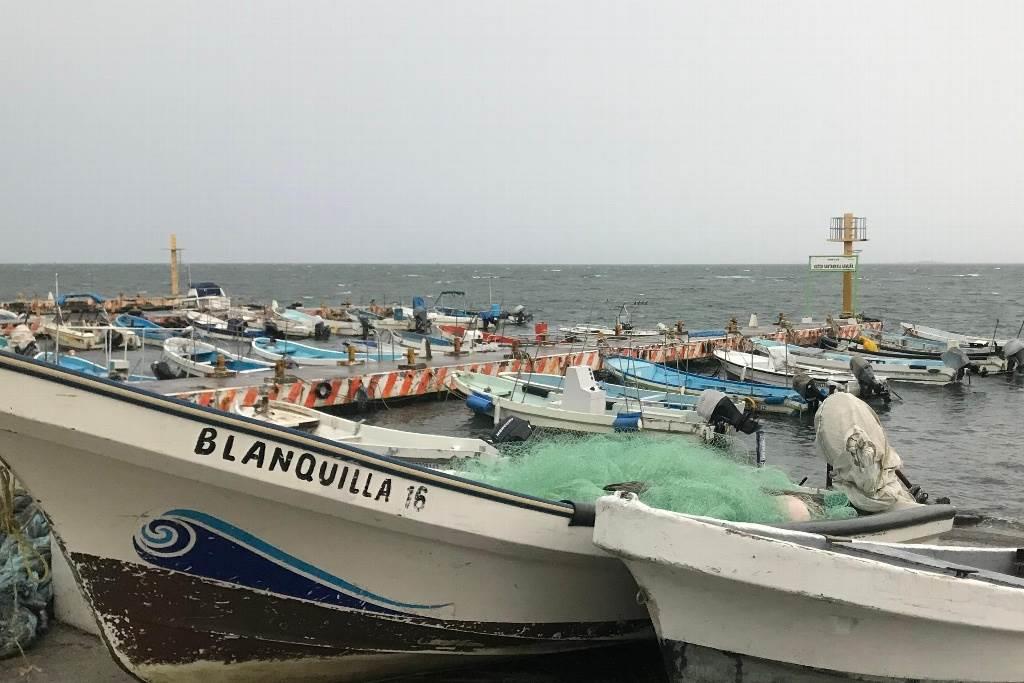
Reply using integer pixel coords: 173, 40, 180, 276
178, 281, 232, 314
461, 367, 756, 437
185, 310, 263, 341
161, 337, 274, 378
900, 322, 1004, 350
594, 493, 1015, 683
0, 352, 652, 682
714, 349, 850, 385
269, 300, 330, 340
250, 337, 402, 364
42, 319, 102, 350
755, 341, 956, 384
233, 398, 502, 465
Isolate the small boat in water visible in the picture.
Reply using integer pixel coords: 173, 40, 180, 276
250, 337, 402, 365
496, 371, 709, 410
185, 310, 263, 341
457, 367, 751, 437
823, 334, 1006, 373
113, 314, 178, 348
594, 495, 1007, 683
603, 356, 806, 415
755, 340, 956, 384
178, 281, 231, 314
160, 337, 274, 378
233, 398, 501, 465
399, 330, 500, 354
269, 301, 330, 340
34, 352, 151, 381
900, 322, 1004, 350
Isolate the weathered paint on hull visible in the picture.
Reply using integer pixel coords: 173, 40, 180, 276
72, 553, 644, 683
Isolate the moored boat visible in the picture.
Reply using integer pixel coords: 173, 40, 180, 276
185, 310, 263, 341
34, 351, 151, 381
268, 301, 330, 340
900, 321, 1004, 350
0, 351, 652, 682
603, 356, 806, 415
594, 493, 1012, 683
233, 398, 502, 465
755, 341, 956, 384
113, 313, 179, 348
160, 337, 274, 378
250, 337, 403, 364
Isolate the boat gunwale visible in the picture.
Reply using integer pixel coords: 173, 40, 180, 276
0, 351, 574, 518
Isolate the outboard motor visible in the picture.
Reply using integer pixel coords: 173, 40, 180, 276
358, 314, 371, 339
942, 346, 982, 381
695, 389, 760, 434
489, 416, 534, 444
849, 357, 891, 403
1001, 338, 1024, 375
815, 392, 931, 512
792, 371, 828, 410
227, 317, 248, 337
313, 321, 331, 341
263, 320, 283, 340
506, 304, 532, 326
9, 325, 38, 357
413, 309, 430, 334
150, 360, 179, 380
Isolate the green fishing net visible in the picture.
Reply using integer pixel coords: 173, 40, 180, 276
456, 434, 856, 523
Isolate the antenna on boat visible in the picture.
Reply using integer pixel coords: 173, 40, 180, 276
53, 272, 60, 362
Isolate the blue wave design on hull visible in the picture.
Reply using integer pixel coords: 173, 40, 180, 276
133, 509, 449, 615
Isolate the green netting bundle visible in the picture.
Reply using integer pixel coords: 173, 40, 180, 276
456, 434, 856, 523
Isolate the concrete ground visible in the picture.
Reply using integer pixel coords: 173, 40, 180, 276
1, 624, 667, 683
1, 625, 132, 682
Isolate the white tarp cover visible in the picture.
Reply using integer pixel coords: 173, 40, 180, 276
814, 393, 916, 512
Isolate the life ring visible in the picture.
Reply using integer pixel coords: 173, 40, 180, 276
315, 381, 333, 400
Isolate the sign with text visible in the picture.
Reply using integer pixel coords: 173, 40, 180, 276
808, 255, 858, 272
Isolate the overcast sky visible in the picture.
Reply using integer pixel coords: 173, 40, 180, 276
2, 1, 1022, 263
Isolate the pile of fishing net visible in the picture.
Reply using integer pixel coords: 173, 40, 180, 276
0, 487, 52, 660
457, 434, 856, 523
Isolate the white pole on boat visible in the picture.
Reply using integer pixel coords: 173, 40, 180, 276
53, 273, 60, 362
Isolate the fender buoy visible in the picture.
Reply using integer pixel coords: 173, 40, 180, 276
315, 381, 333, 400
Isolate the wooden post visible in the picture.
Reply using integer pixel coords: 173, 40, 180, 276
169, 234, 181, 297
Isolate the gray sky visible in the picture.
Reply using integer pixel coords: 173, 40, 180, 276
2, 1, 1022, 263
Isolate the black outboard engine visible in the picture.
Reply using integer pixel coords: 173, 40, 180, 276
489, 416, 534, 444
263, 320, 283, 339
695, 389, 760, 434
849, 357, 891, 403
150, 360, 179, 380
357, 314, 371, 339
413, 309, 430, 334
313, 321, 331, 341
792, 371, 828, 410
1002, 339, 1024, 375
227, 317, 248, 337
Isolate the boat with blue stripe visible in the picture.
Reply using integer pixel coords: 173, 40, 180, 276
602, 356, 805, 414
251, 337, 403, 365
113, 314, 178, 348
34, 352, 151, 381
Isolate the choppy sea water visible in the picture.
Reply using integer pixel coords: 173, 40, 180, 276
2, 262, 1023, 681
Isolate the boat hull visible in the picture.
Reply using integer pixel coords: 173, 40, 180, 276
0, 355, 651, 682
595, 496, 1023, 683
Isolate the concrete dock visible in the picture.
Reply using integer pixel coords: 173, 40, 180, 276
146, 319, 878, 410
